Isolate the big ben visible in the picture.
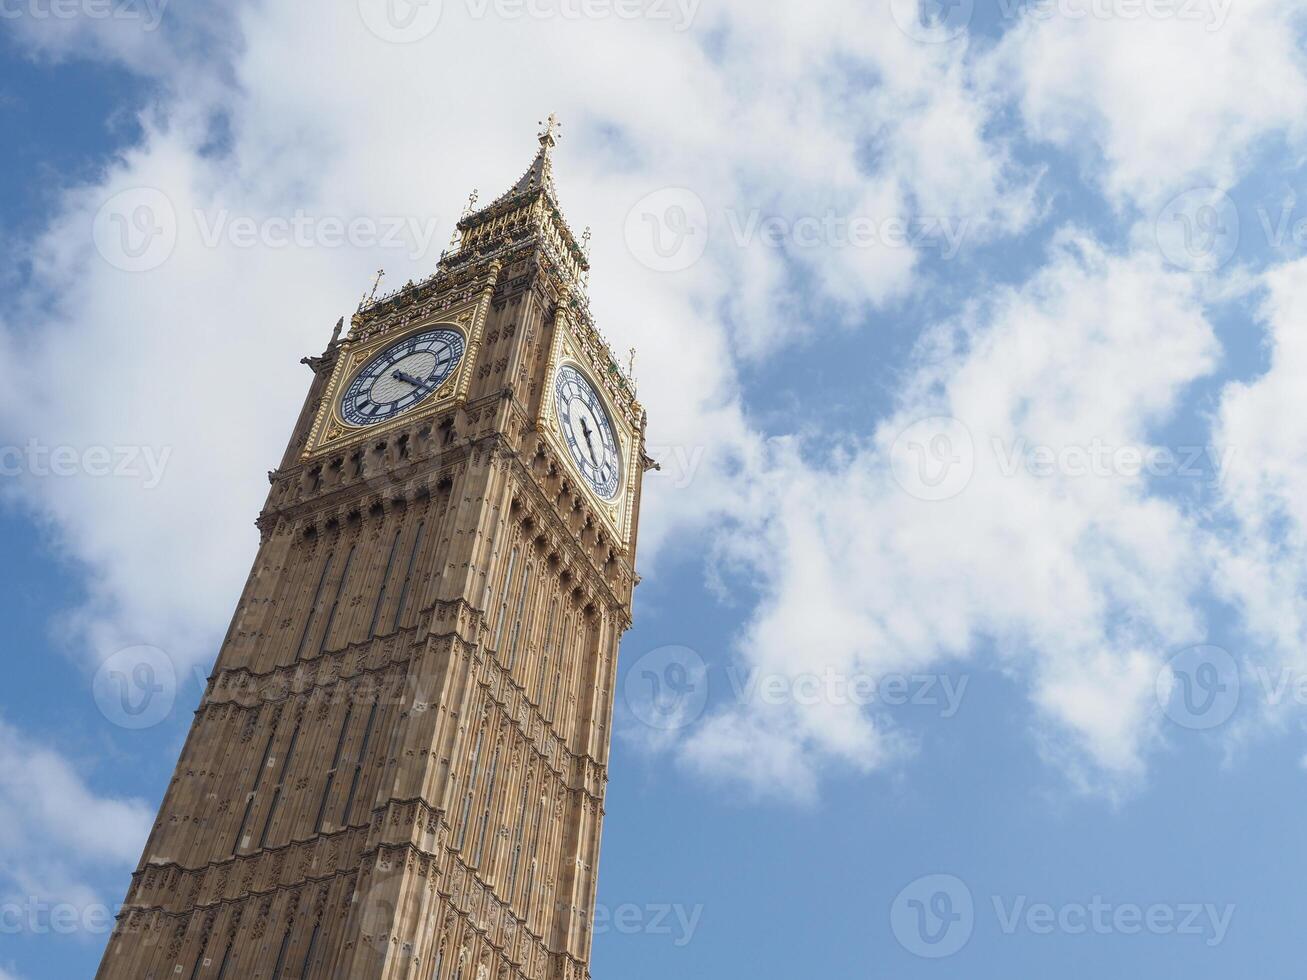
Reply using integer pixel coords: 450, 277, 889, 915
97, 118, 649, 980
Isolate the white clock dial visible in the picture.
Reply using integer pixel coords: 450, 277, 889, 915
554, 364, 621, 500
341, 327, 465, 427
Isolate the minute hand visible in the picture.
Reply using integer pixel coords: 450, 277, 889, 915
392, 369, 426, 387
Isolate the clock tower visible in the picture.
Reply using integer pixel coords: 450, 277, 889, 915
97, 119, 649, 980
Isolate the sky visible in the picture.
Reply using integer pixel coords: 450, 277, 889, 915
2, 0, 1307, 977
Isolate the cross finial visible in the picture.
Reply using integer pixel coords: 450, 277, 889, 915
628, 347, 637, 380
538, 113, 562, 147
450, 189, 479, 247
359, 268, 385, 310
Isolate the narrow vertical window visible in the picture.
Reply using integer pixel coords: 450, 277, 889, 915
340, 697, 379, 827
214, 938, 234, 980
455, 727, 485, 851
523, 791, 545, 920
472, 745, 501, 865
187, 942, 206, 980
430, 944, 444, 980
367, 529, 402, 639
391, 520, 426, 631
293, 550, 335, 662
232, 729, 276, 854
549, 616, 570, 719
300, 919, 322, 978
493, 547, 520, 651
270, 924, 294, 980
506, 560, 532, 670
314, 703, 354, 834
535, 599, 558, 703
258, 722, 302, 849
317, 545, 356, 655
505, 773, 531, 897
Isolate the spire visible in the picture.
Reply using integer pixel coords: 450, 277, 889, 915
497, 113, 562, 204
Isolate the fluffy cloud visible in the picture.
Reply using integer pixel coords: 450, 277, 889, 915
0, 718, 151, 914
0, 0, 1032, 674
1212, 258, 1307, 683
991, 0, 1307, 207
685, 235, 1219, 798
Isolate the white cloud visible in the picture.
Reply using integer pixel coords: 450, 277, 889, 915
9, 0, 1303, 810
1212, 258, 1307, 681
683, 234, 1219, 797
0, 718, 151, 912
0, 0, 1033, 676
991, 0, 1307, 207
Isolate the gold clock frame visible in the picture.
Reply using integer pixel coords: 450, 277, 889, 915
539, 310, 639, 548
303, 295, 489, 459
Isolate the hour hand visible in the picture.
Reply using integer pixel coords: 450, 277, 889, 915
392, 369, 425, 387
580, 419, 598, 461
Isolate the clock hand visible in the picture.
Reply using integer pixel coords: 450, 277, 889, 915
392, 369, 425, 387
580, 418, 599, 463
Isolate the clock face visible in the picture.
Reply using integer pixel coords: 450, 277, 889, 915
340, 327, 465, 427
554, 364, 621, 500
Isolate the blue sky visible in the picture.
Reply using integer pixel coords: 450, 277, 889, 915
4, 2, 1307, 978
